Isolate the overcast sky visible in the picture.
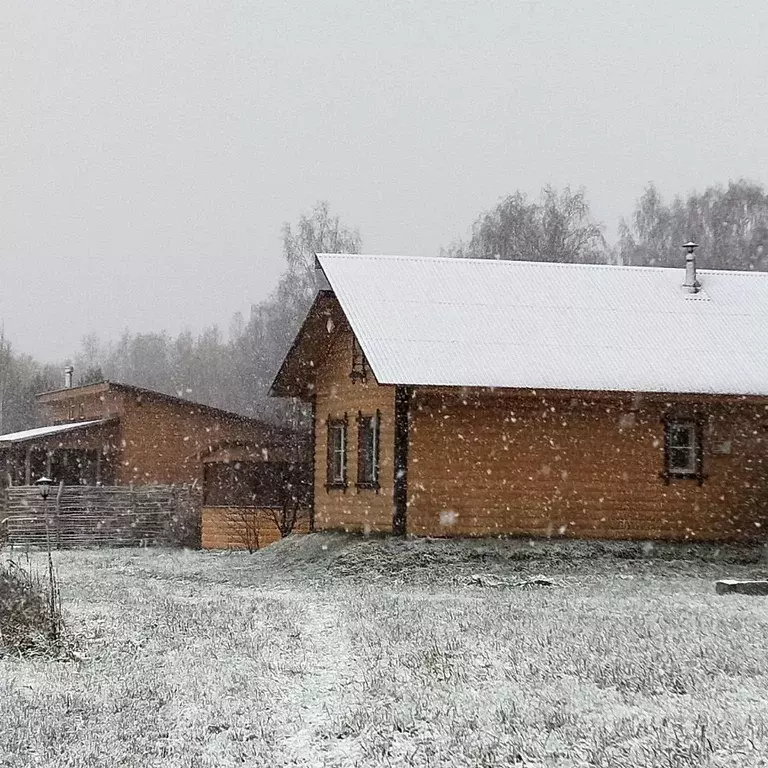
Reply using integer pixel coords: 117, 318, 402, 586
2, 0, 766, 361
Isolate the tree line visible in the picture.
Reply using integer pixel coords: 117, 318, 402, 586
447, 180, 768, 270
1, 180, 767, 434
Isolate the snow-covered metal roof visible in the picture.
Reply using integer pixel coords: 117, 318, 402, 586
0, 420, 111, 445
317, 253, 768, 396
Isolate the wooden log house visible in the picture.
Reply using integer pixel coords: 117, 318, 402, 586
270, 250, 768, 542
0, 379, 306, 548
0, 380, 278, 488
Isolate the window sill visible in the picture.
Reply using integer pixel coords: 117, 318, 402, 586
659, 471, 707, 486
325, 482, 348, 492
356, 482, 380, 492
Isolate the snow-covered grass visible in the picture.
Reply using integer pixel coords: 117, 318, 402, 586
2, 534, 768, 767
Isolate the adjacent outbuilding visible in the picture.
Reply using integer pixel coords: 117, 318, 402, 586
0, 378, 303, 549
0, 380, 278, 488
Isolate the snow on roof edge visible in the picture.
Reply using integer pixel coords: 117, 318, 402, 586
315, 254, 768, 396
316, 253, 768, 279
0, 420, 112, 445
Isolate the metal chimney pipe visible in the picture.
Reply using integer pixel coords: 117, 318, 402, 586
64, 366, 74, 388
682, 241, 700, 293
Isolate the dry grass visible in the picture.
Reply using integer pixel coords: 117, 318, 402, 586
0, 555, 64, 658
1, 534, 768, 766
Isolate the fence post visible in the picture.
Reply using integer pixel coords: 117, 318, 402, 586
55, 481, 64, 550
0, 485, 7, 545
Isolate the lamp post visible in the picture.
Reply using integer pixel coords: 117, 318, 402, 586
35, 476, 54, 551
35, 476, 53, 500
34, 475, 58, 640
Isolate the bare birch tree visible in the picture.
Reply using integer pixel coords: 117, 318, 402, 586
450, 187, 606, 264
618, 180, 768, 270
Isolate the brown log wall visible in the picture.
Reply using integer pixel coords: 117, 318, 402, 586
117, 398, 267, 487
303, 319, 768, 542
407, 390, 768, 542
201, 506, 310, 549
313, 329, 396, 533
39, 386, 276, 488
42, 389, 124, 423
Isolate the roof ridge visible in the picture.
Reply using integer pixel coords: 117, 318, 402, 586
317, 253, 768, 277
36, 380, 270, 425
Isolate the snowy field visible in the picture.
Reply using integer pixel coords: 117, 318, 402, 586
2, 534, 768, 767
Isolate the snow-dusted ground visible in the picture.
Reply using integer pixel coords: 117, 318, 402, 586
2, 534, 768, 767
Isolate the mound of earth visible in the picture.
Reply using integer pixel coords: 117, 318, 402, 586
250, 532, 768, 585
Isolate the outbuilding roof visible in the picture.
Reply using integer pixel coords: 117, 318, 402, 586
0, 420, 112, 446
307, 253, 768, 396
36, 381, 268, 425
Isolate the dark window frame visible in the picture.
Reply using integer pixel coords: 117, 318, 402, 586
661, 415, 705, 485
356, 410, 381, 491
325, 414, 348, 491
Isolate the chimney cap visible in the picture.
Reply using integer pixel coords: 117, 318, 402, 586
682, 242, 701, 293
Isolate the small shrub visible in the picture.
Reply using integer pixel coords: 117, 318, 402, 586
0, 555, 64, 656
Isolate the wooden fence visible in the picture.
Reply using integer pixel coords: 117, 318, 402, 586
0, 485, 201, 549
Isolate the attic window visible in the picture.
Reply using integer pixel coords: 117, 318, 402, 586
662, 418, 704, 485
350, 336, 368, 382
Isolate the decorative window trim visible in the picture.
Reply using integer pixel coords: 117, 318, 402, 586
660, 415, 705, 486
350, 336, 368, 382
325, 414, 348, 491
356, 410, 381, 492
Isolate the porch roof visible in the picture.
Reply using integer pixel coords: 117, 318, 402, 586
0, 420, 113, 446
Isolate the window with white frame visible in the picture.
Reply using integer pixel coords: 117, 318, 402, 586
357, 411, 380, 489
665, 420, 699, 476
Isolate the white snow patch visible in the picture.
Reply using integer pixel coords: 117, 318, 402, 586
439, 510, 459, 527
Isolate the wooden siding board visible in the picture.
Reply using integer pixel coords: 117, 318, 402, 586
201, 506, 309, 549
408, 390, 767, 542
392, 386, 412, 535
117, 396, 270, 487
40, 389, 125, 425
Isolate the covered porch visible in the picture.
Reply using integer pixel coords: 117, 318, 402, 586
0, 419, 120, 487
199, 440, 312, 549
